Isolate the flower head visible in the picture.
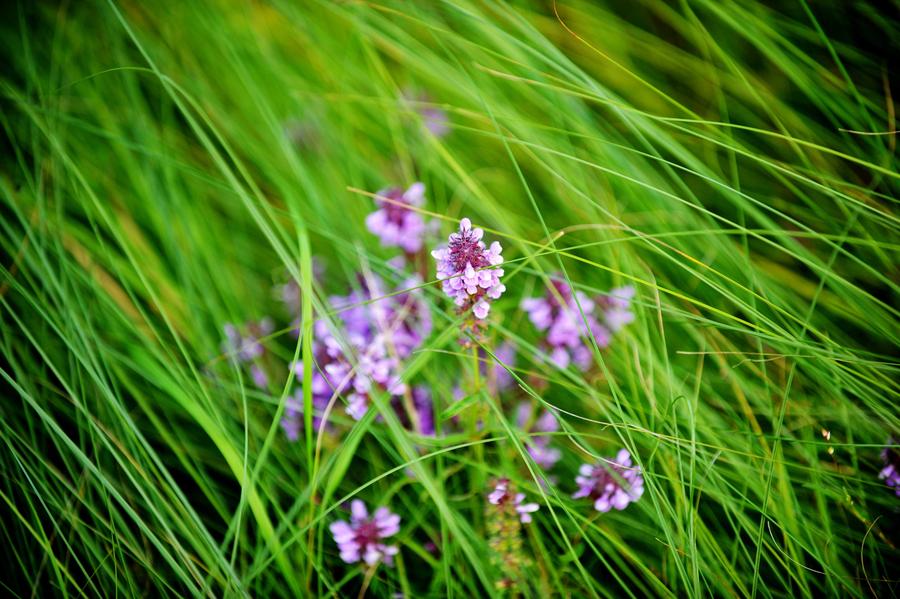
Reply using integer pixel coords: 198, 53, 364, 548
880, 438, 900, 496
573, 449, 644, 512
522, 277, 635, 370
420, 106, 449, 137
222, 318, 274, 389
391, 386, 435, 436
314, 272, 431, 421
280, 388, 331, 442
515, 402, 561, 470
222, 318, 274, 362
401, 89, 450, 138
432, 218, 505, 321
597, 286, 635, 333
479, 341, 517, 392
330, 499, 401, 566
366, 183, 430, 253
488, 478, 540, 523
521, 277, 607, 370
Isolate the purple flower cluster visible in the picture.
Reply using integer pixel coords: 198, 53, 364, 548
573, 449, 644, 513
401, 90, 450, 138
280, 389, 330, 442
222, 318, 274, 388
391, 386, 435, 436
597, 286, 636, 333
419, 106, 449, 137
482, 341, 517, 392
330, 499, 401, 566
432, 218, 505, 320
521, 277, 635, 370
488, 478, 540, 523
516, 402, 561, 470
286, 273, 432, 428
366, 183, 431, 253
879, 438, 900, 496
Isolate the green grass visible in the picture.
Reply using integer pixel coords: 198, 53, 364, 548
1, 0, 898, 596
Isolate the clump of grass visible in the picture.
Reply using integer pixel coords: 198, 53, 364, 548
1, 1, 898, 597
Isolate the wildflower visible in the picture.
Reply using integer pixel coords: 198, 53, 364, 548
274, 258, 324, 314
432, 218, 505, 321
250, 364, 268, 389
222, 318, 274, 388
879, 438, 900, 496
420, 105, 449, 137
485, 478, 536, 591
522, 277, 635, 370
391, 386, 435, 436
488, 478, 540, 523
315, 272, 430, 421
480, 341, 517, 392
366, 183, 430, 253
516, 402, 562, 470
401, 89, 450, 138
222, 318, 273, 362
330, 499, 401, 566
380, 274, 434, 358
597, 286, 635, 333
574, 449, 644, 512
280, 388, 331, 442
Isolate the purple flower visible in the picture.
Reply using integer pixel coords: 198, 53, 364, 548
222, 318, 274, 362
432, 218, 505, 320
280, 388, 331, 442
222, 318, 274, 388
522, 277, 635, 370
274, 258, 324, 321
480, 341, 517, 392
597, 286, 635, 333
401, 90, 450, 138
880, 438, 900, 496
313, 272, 431, 421
516, 402, 561, 470
391, 386, 435, 436
521, 277, 608, 370
250, 364, 269, 389
366, 183, 430, 253
330, 499, 401, 566
334, 273, 432, 360
573, 449, 644, 512
488, 478, 540, 523
420, 106, 449, 137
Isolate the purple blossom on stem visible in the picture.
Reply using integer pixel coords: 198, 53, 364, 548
302, 272, 430, 422
274, 258, 324, 325
366, 183, 430, 253
488, 478, 540, 523
522, 277, 635, 370
516, 402, 562, 470
573, 449, 644, 512
330, 499, 401, 566
280, 388, 331, 442
521, 277, 606, 370
480, 341, 517, 392
222, 318, 273, 362
432, 218, 505, 320
222, 318, 274, 388
250, 364, 269, 389
879, 438, 900, 496
420, 106, 449, 137
391, 386, 435, 436
401, 89, 450, 138
597, 286, 636, 333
